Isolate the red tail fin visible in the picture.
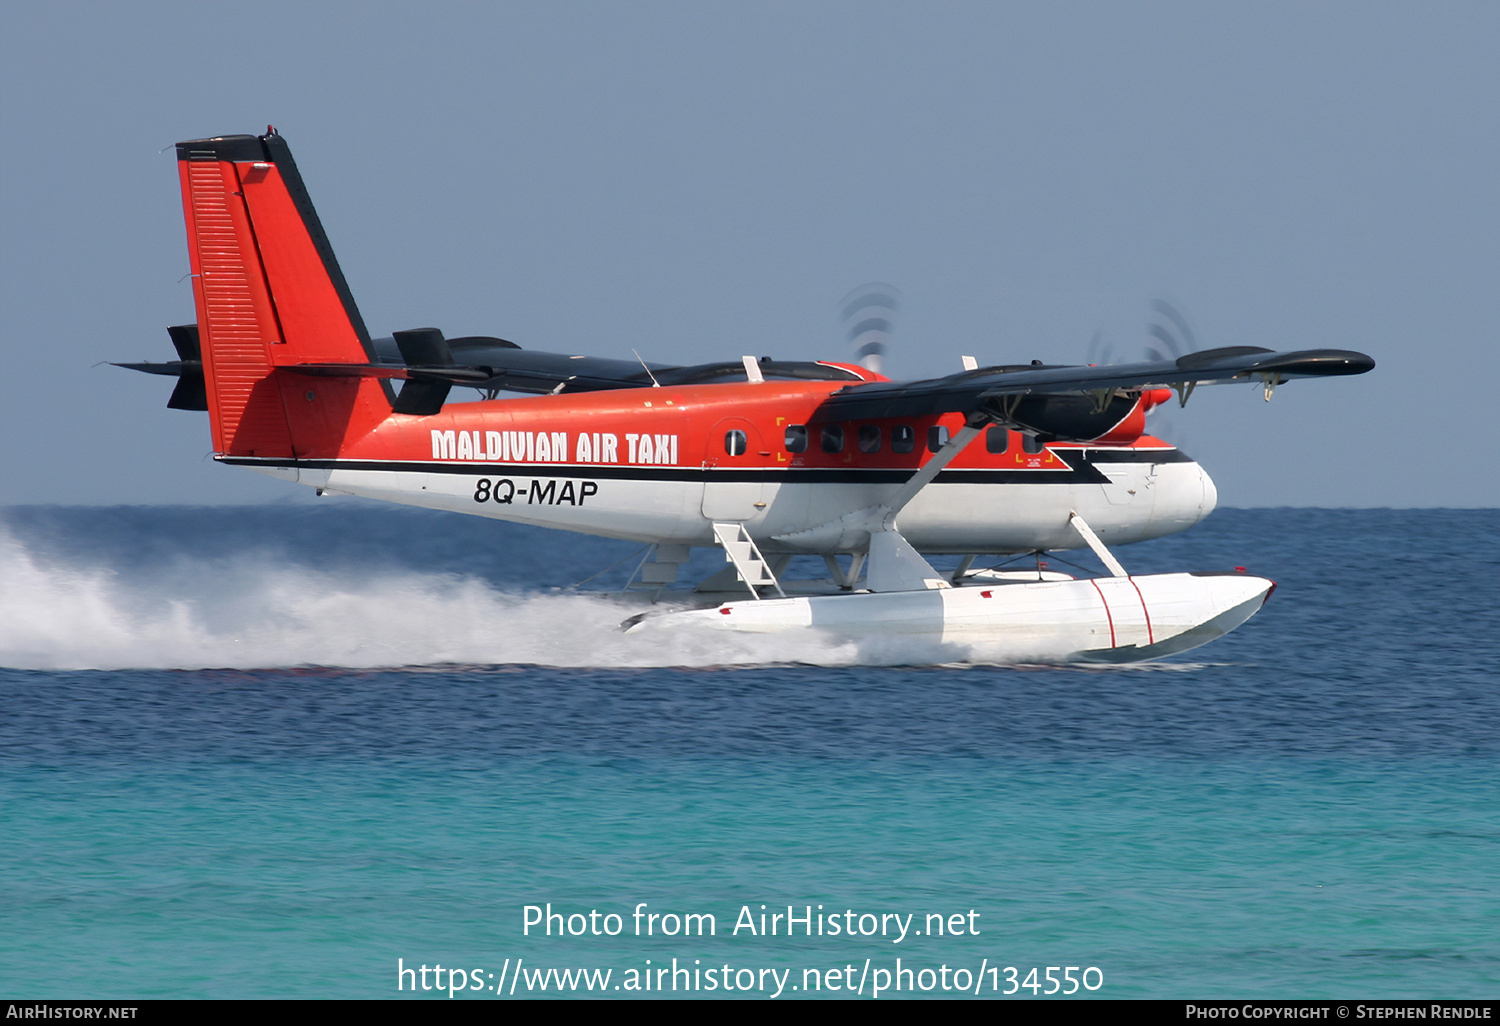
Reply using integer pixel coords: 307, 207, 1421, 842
176, 130, 390, 458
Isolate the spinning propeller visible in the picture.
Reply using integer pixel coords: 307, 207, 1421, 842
841, 283, 899, 375
1084, 298, 1205, 445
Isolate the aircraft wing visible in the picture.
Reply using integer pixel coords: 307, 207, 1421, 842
814, 346, 1375, 423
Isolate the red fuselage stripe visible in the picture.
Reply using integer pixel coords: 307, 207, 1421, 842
302, 378, 1184, 467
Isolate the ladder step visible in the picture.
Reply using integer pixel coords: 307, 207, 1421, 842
711, 522, 785, 598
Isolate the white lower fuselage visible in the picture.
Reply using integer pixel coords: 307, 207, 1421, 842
249, 445, 1217, 555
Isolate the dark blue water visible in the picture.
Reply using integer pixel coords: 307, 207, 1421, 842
2, 506, 1497, 998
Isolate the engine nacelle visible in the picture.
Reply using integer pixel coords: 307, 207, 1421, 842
984, 387, 1174, 445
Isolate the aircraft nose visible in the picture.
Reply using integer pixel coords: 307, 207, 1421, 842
1144, 453, 1218, 538
1198, 463, 1219, 521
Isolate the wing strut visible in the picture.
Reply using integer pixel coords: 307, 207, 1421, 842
881, 418, 985, 529
863, 416, 987, 592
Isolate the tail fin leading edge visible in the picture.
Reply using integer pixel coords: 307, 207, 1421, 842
176, 129, 390, 458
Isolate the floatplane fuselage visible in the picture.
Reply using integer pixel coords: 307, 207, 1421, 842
119, 129, 1372, 662
238, 382, 1216, 555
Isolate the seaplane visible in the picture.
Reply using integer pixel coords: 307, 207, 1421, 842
117, 128, 1374, 663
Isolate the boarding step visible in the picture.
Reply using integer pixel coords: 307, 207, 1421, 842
711, 522, 786, 599
627, 543, 691, 589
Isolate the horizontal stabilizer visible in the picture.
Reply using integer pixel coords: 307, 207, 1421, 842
283, 363, 493, 383
122, 317, 870, 409
291, 326, 487, 417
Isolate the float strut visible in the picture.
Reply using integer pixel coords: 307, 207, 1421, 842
1068, 511, 1128, 578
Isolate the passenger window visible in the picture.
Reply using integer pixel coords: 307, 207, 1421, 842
891, 425, 915, 453
784, 424, 808, 453
821, 424, 844, 453
857, 424, 881, 454
927, 425, 950, 452
1022, 433, 1045, 454
724, 429, 747, 456
986, 426, 1009, 453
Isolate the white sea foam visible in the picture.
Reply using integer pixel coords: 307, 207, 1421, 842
2, 526, 956, 671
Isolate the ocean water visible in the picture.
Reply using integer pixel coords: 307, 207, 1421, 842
1, 505, 1497, 999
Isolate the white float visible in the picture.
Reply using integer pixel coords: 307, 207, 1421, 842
625, 570, 1273, 663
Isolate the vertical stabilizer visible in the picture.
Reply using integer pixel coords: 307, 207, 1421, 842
175, 129, 390, 458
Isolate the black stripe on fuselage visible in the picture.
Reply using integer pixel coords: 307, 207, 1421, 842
1086, 448, 1193, 464
220, 446, 1191, 485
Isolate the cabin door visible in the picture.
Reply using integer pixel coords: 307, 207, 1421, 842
701, 417, 774, 521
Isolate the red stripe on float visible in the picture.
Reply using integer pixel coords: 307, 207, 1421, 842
1128, 578, 1154, 645
1089, 579, 1116, 648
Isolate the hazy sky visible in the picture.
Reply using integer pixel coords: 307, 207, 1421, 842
3, 1, 1496, 506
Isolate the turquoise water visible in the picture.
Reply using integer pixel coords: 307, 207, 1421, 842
2, 508, 1498, 998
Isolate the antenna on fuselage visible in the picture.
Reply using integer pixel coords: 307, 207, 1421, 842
632, 348, 661, 387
